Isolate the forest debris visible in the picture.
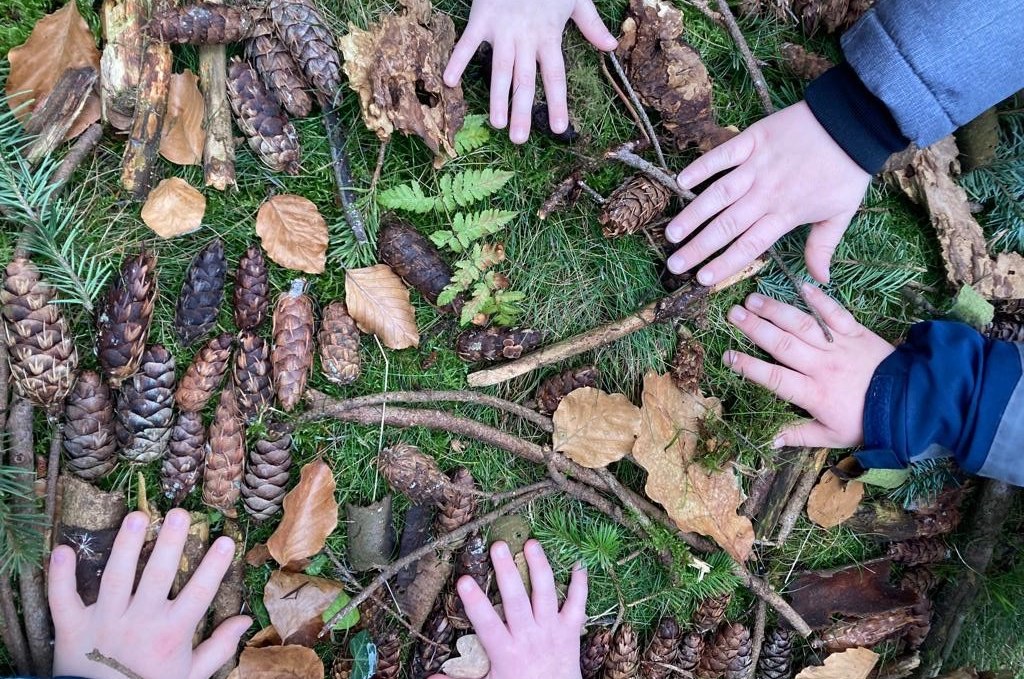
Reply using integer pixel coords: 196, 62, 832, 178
788, 0, 874, 35
176, 333, 232, 412
551, 387, 641, 468
640, 616, 680, 679
698, 621, 752, 679
397, 551, 453, 634
211, 519, 245, 679
267, 460, 338, 570
779, 42, 834, 80
159, 69, 205, 165
604, 623, 641, 679
537, 170, 583, 220
794, 647, 878, 679
535, 366, 600, 416
115, 344, 176, 463
955, 108, 1000, 172
268, 0, 340, 104
235, 331, 274, 421
581, 628, 612, 679
162, 410, 206, 503
455, 327, 543, 363
441, 635, 491, 679
233, 645, 325, 679
413, 605, 456, 677
175, 240, 227, 347
338, 0, 466, 167
245, 17, 313, 118
786, 559, 917, 629
23, 67, 98, 165
346, 497, 395, 571
147, 3, 258, 43
758, 628, 795, 679
198, 0, 235, 190
140, 177, 206, 238
272, 281, 315, 411
693, 592, 731, 632
264, 571, 346, 646
56, 475, 127, 605
345, 265, 420, 350
887, 538, 948, 566
807, 464, 864, 528
256, 195, 328, 274
227, 57, 302, 175
100, 0, 146, 130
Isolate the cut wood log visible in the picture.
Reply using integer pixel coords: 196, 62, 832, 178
100, 0, 147, 130
25, 67, 98, 164
198, 0, 236, 190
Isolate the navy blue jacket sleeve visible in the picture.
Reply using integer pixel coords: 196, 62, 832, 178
855, 321, 1024, 486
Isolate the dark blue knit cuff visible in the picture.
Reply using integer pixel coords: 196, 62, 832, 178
856, 368, 910, 470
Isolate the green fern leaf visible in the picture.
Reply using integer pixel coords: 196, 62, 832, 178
438, 169, 513, 210
454, 115, 491, 155
377, 181, 436, 213
429, 229, 456, 250
447, 209, 517, 252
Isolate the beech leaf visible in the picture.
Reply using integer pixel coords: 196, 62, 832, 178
345, 265, 420, 350
552, 387, 641, 468
233, 645, 325, 679
267, 460, 338, 570
160, 70, 206, 166
6, 1, 101, 140
806, 469, 864, 529
441, 635, 491, 679
263, 571, 348, 647
256, 195, 329, 274
794, 647, 879, 679
140, 177, 206, 238
631, 371, 754, 562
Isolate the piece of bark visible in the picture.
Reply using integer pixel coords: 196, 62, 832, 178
954, 107, 1000, 172
786, 558, 918, 630
100, 0, 147, 129
742, 465, 777, 519
197, 0, 236, 190
395, 550, 453, 633
753, 447, 811, 537
210, 517, 245, 679
25, 67, 98, 164
175, 512, 210, 647
56, 475, 128, 606
346, 496, 396, 572
393, 504, 435, 592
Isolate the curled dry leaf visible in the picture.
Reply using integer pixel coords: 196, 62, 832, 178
160, 69, 206, 166
794, 647, 878, 679
6, 1, 101, 140
552, 387, 641, 468
441, 634, 491, 679
256, 194, 329, 274
140, 177, 206, 238
233, 644, 325, 679
338, 0, 466, 167
631, 371, 754, 562
806, 469, 864, 529
345, 265, 420, 350
266, 460, 338, 570
264, 570, 345, 647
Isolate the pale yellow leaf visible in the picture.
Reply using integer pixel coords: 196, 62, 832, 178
140, 177, 205, 238
794, 648, 878, 679
807, 470, 864, 529
160, 70, 205, 166
267, 460, 338, 570
256, 195, 329, 274
552, 387, 641, 468
345, 265, 420, 350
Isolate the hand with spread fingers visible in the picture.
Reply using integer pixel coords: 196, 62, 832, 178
442, 0, 617, 144
50, 508, 252, 679
665, 102, 871, 287
723, 283, 895, 450
429, 539, 588, 679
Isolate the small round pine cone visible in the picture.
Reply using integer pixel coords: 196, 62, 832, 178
641, 617, 680, 679
271, 280, 314, 412
377, 443, 450, 506
693, 592, 731, 633
455, 327, 543, 362
176, 333, 233, 412
535, 365, 599, 415
175, 239, 226, 348
603, 623, 640, 679
202, 387, 245, 517
227, 57, 302, 175
670, 332, 705, 395
241, 421, 293, 521
63, 371, 117, 481
161, 410, 207, 504
97, 251, 157, 386
697, 622, 750, 679
756, 628, 794, 679
245, 18, 314, 118
234, 244, 270, 331
599, 174, 672, 238
318, 301, 361, 386
436, 467, 478, 540
581, 627, 612, 679
234, 330, 274, 421
116, 344, 176, 463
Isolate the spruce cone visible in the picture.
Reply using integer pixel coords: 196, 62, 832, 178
899, 566, 939, 597
779, 42, 834, 80
161, 410, 206, 504
175, 239, 226, 347
456, 327, 543, 362
331, 657, 352, 679
97, 251, 157, 386
412, 606, 455, 679
641, 617, 680, 679
582, 628, 612, 679
271, 280, 314, 411
176, 333, 233, 412
116, 345, 176, 463
820, 608, 916, 652
268, 0, 342, 103
757, 628, 794, 679
372, 629, 402, 679
985, 318, 1024, 342
447, 532, 489, 628
203, 387, 245, 517
904, 597, 932, 650
888, 538, 948, 566
227, 57, 302, 175
319, 302, 361, 386
376, 443, 450, 505
603, 623, 640, 679
693, 592, 731, 633
148, 3, 257, 43
378, 219, 454, 308
670, 333, 705, 395
697, 623, 751, 679
1, 257, 78, 412
436, 467, 478, 538
234, 330, 274, 421
234, 245, 270, 330
677, 633, 704, 678
241, 421, 293, 521
63, 371, 117, 481
599, 174, 672, 238
245, 18, 313, 118
535, 365, 600, 415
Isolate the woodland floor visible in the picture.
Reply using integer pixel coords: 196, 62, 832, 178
1, 0, 1023, 675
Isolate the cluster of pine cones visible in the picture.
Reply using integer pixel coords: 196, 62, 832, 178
148, 0, 343, 174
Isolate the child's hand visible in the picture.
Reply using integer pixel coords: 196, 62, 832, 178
724, 284, 895, 449
666, 102, 871, 286
443, 0, 617, 144
430, 539, 588, 679
50, 508, 251, 679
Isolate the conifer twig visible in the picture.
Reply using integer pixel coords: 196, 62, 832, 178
606, 52, 667, 170
606, 143, 696, 201
323, 106, 368, 244
712, 0, 773, 114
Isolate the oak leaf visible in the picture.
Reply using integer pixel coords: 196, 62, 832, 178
794, 647, 878, 679
6, 1, 101, 140
806, 469, 864, 529
160, 70, 206, 166
441, 635, 491, 679
267, 460, 338, 570
140, 177, 206, 238
256, 195, 329, 274
232, 645, 325, 679
263, 571, 345, 647
552, 387, 641, 468
631, 371, 754, 562
345, 265, 420, 350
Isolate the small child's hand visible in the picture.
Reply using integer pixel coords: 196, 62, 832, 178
443, 0, 617, 144
666, 101, 871, 286
430, 539, 588, 679
50, 508, 251, 679
724, 284, 895, 449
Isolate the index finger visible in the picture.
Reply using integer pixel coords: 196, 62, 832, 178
456, 575, 510, 648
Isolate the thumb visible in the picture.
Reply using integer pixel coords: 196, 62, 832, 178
572, 0, 618, 51
804, 213, 852, 285
188, 615, 252, 679
773, 420, 837, 450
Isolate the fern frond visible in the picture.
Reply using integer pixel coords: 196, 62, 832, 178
454, 114, 490, 155
434, 209, 516, 252
437, 169, 513, 211
377, 181, 436, 213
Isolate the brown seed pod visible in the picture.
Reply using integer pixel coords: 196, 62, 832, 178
581, 627, 613, 679
435, 466, 478, 539
175, 239, 226, 348
603, 623, 640, 679
318, 302, 361, 386
378, 218, 454, 308
446, 532, 489, 628
147, 3, 258, 43
535, 365, 599, 415
888, 538, 949, 566
234, 330, 274, 421
63, 371, 117, 481
599, 174, 672, 238
693, 592, 731, 633
697, 622, 751, 679
271, 280, 314, 412
268, 0, 342, 104
234, 244, 270, 331
756, 628, 793, 679
376, 443, 450, 506
455, 327, 543, 363
372, 628, 402, 679
241, 421, 293, 521
411, 605, 455, 679
176, 333, 233, 412
202, 387, 245, 517
116, 344, 176, 463
227, 57, 301, 175
161, 410, 207, 504
245, 18, 314, 118
97, 251, 157, 387
641, 617, 680, 679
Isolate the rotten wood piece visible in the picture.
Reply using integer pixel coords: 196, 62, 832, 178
754, 447, 812, 537
100, 0, 146, 129
24, 67, 98, 164
197, 0, 235, 190
56, 475, 128, 606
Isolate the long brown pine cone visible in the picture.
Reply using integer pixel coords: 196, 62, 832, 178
446, 532, 489, 628
234, 244, 270, 330
319, 301, 361, 386
63, 371, 117, 481
599, 174, 672, 238
535, 365, 599, 415
378, 219, 455, 308
245, 18, 313, 118
670, 332, 705, 395
202, 386, 246, 517
234, 330, 274, 421
116, 344, 176, 463
899, 566, 939, 597
272, 281, 315, 411
377, 443, 450, 506
456, 326, 543, 362
161, 410, 206, 504
693, 592, 731, 633
640, 617, 680, 679
176, 333, 233, 412
411, 605, 455, 679
175, 239, 226, 348
820, 608, 917, 652
227, 57, 302, 175
677, 632, 705, 678
97, 251, 157, 386
581, 627, 613, 679
697, 622, 751, 679
436, 467, 478, 539
147, 3, 258, 43
372, 628, 402, 679
241, 421, 293, 521
603, 623, 640, 679
268, 0, 342, 104
756, 628, 794, 679
888, 538, 948, 566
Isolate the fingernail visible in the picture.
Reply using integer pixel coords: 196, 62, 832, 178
458, 575, 475, 594
746, 294, 764, 310
668, 254, 685, 273
723, 350, 736, 366
167, 510, 188, 529
526, 540, 542, 556
772, 436, 785, 449
494, 542, 511, 559
677, 171, 692, 189
552, 117, 568, 133
215, 537, 235, 555
573, 560, 587, 572
665, 228, 680, 243
52, 548, 68, 565
728, 306, 747, 322
126, 513, 147, 532
697, 269, 714, 286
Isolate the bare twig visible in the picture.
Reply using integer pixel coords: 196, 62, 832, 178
766, 251, 833, 343
747, 600, 767, 679
712, 0, 773, 113
595, 468, 652, 529
50, 123, 103, 191
606, 142, 696, 201
0, 577, 31, 676
322, 106, 368, 244
86, 649, 146, 679
577, 181, 606, 205
606, 52, 667, 170
773, 448, 827, 545
733, 563, 812, 637
600, 58, 650, 145
684, 0, 725, 25
369, 140, 388, 195
45, 411, 65, 546
482, 480, 555, 504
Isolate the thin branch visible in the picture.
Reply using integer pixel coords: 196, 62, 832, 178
606, 143, 696, 201
765, 250, 833, 343
600, 58, 649, 145
712, 0, 774, 114
369, 139, 388, 195
86, 649, 146, 679
577, 181, 607, 205
774, 448, 827, 545
733, 563, 811, 637
322, 106, 368, 244
49, 123, 103, 191
45, 412, 64, 547
482, 480, 554, 504
747, 600, 767, 679
0, 576, 31, 676
606, 52, 667, 170
595, 468, 652, 529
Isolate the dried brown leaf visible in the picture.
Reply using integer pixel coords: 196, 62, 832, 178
235, 644, 325, 679
794, 648, 878, 679
345, 265, 419, 350
160, 69, 205, 166
256, 194, 328, 274
441, 634, 491, 679
807, 469, 864, 529
263, 570, 345, 647
552, 387, 641, 468
267, 460, 338, 570
140, 177, 206, 238
632, 371, 754, 562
